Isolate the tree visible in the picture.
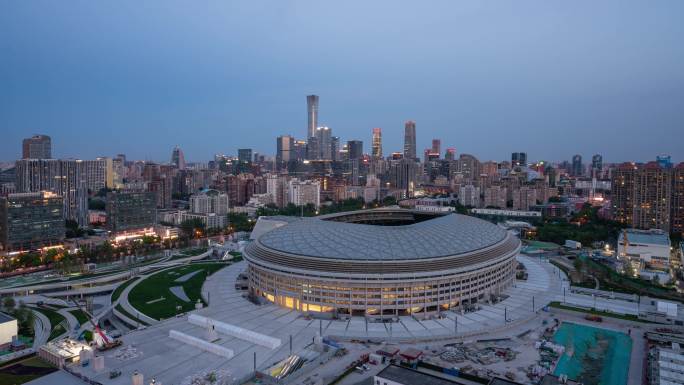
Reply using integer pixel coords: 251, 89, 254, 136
3, 297, 15, 311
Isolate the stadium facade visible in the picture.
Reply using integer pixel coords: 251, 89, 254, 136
244, 209, 520, 317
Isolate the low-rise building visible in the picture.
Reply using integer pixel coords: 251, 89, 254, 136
617, 229, 671, 282
648, 343, 684, 385
0, 312, 18, 349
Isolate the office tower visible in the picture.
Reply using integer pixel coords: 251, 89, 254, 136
331, 136, 340, 162
288, 179, 321, 208
238, 149, 252, 165
171, 145, 186, 169
315, 126, 332, 160
106, 191, 157, 233
431, 139, 441, 158
591, 154, 603, 176
672, 163, 684, 235
389, 158, 418, 197
611, 162, 638, 226
403, 120, 416, 160
571, 154, 583, 177
276, 135, 295, 166
347, 140, 363, 160
22, 135, 52, 159
306, 137, 319, 160
445, 148, 456, 161
511, 152, 527, 167
307, 95, 319, 140
633, 162, 671, 232
372, 128, 382, 159
293, 139, 307, 161
0, 192, 65, 252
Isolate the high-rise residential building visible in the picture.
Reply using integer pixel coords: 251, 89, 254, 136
315, 126, 332, 160
671, 163, 684, 236
83, 158, 113, 193
403, 120, 416, 161
189, 189, 229, 215
611, 162, 673, 232
347, 140, 363, 160
266, 174, 288, 208
458, 185, 481, 207
276, 135, 295, 166
22, 135, 52, 159
484, 186, 507, 208
15, 159, 88, 226
571, 154, 583, 177
106, 191, 157, 233
371, 128, 382, 159
512, 187, 537, 211
511, 152, 527, 167
633, 162, 671, 232
238, 149, 252, 165
457, 154, 481, 183
431, 139, 441, 158
288, 179, 320, 208
0, 192, 64, 252
306, 95, 319, 140
171, 145, 186, 170
611, 162, 638, 226
591, 154, 603, 177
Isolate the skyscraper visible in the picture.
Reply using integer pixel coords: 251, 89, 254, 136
511, 152, 527, 167
372, 128, 382, 159
445, 148, 456, 161
347, 140, 363, 160
315, 126, 332, 160
431, 139, 441, 158
307, 95, 319, 140
171, 145, 186, 169
403, 120, 416, 161
331, 136, 340, 162
22, 134, 52, 159
633, 162, 671, 232
238, 149, 253, 165
572, 154, 583, 177
591, 154, 603, 177
276, 135, 295, 166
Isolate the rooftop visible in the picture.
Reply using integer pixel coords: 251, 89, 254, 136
257, 209, 510, 261
376, 365, 472, 385
0, 312, 16, 323
618, 229, 670, 247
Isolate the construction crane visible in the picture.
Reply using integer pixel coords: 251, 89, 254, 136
70, 299, 122, 351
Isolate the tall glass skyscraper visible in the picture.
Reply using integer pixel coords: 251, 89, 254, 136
307, 95, 319, 140
372, 128, 382, 159
403, 120, 416, 161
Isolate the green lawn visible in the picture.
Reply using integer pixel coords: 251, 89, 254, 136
548, 301, 648, 323
68, 309, 89, 325
111, 277, 139, 303
114, 304, 148, 327
0, 355, 56, 385
128, 263, 227, 320
31, 307, 67, 341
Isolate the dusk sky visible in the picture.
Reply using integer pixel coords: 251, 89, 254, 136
1, 1, 683, 164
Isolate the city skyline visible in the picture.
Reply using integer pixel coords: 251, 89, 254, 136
2, 1, 683, 163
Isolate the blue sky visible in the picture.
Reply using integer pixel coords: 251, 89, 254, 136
1, 1, 683, 163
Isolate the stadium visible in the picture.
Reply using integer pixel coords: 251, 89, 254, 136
244, 208, 520, 318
